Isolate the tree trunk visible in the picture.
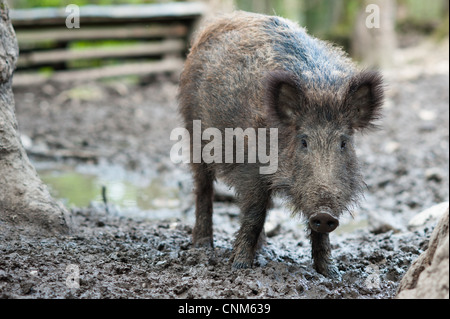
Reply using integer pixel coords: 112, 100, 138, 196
0, 1, 71, 236
352, 0, 397, 68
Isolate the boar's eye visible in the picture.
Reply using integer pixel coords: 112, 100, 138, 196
341, 140, 347, 150
301, 139, 308, 149
298, 134, 308, 150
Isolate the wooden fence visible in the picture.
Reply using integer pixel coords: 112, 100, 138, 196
10, 2, 206, 87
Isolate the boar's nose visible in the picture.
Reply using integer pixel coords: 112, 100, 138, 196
309, 212, 339, 233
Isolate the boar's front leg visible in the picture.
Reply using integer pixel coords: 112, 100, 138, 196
231, 188, 271, 269
310, 230, 341, 279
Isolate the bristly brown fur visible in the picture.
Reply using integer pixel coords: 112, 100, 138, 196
344, 70, 385, 132
264, 70, 305, 122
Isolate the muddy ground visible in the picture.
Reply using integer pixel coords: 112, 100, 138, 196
0, 38, 448, 299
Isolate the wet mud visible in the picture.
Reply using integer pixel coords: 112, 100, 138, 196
1, 39, 448, 299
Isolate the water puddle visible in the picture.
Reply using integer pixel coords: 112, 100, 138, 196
334, 218, 369, 235
35, 162, 188, 217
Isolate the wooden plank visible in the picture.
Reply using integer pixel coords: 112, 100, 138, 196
12, 57, 184, 87
15, 24, 188, 44
26, 148, 98, 163
17, 40, 185, 67
10, 2, 206, 26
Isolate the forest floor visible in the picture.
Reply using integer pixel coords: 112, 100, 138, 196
0, 37, 448, 299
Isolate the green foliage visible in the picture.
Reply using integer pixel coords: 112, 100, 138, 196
69, 40, 140, 50
434, 13, 450, 40
398, 0, 447, 23
234, 0, 448, 40
37, 66, 54, 77
11, 0, 166, 9
396, 0, 448, 38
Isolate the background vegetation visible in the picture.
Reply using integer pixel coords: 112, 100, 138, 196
9, 0, 449, 40
8, 0, 449, 72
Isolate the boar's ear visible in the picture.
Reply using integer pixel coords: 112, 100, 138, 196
345, 70, 384, 131
264, 71, 304, 123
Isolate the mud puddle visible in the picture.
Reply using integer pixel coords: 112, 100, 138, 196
38, 165, 181, 210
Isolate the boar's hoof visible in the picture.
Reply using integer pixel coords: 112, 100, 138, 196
231, 252, 253, 269
317, 263, 342, 280
309, 213, 339, 233
192, 236, 213, 249
232, 260, 252, 270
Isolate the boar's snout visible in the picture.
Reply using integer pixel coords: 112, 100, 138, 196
309, 211, 339, 233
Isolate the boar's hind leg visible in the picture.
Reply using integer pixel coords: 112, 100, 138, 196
231, 189, 271, 269
192, 163, 215, 248
310, 230, 341, 280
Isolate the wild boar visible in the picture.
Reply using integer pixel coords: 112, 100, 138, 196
178, 11, 384, 278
